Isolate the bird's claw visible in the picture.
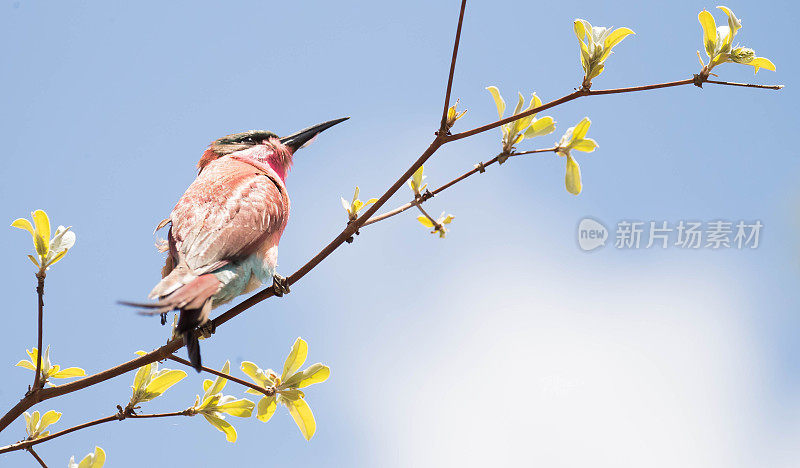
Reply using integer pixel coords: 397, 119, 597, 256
199, 322, 215, 339
272, 274, 290, 297
160, 313, 168, 326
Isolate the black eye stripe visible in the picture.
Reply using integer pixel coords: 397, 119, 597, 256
217, 130, 277, 146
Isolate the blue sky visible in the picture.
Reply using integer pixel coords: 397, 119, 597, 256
1, 0, 797, 466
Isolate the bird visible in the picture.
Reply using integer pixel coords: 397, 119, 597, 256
123, 118, 348, 371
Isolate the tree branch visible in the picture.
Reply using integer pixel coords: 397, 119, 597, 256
704, 79, 783, 90
166, 355, 275, 397
0, 409, 192, 454
439, 0, 467, 133
414, 200, 443, 232
363, 148, 557, 227
27, 447, 47, 467
447, 76, 783, 141
32, 273, 45, 391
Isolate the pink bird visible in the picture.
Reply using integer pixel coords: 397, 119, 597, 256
125, 118, 348, 371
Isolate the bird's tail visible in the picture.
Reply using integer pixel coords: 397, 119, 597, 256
121, 273, 221, 372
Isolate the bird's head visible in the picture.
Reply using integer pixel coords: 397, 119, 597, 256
198, 117, 349, 180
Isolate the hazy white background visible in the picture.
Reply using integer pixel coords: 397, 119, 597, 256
1, 0, 797, 466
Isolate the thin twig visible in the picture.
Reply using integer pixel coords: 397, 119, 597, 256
447, 76, 783, 141
127, 410, 192, 419
414, 201, 442, 232
0, 415, 118, 454
440, 0, 467, 133
166, 355, 274, 397
0, 410, 192, 454
363, 148, 557, 227
27, 447, 48, 467
704, 79, 783, 90
32, 273, 45, 391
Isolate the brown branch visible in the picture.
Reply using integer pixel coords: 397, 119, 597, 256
32, 273, 45, 391
1, 414, 118, 454
363, 148, 557, 227
27, 447, 47, 467
439, 0, 467, 133
166, 355, 274, 397
127, 410, 192, 419
0, 409, 192, 454
414, 200, 442, 232
447, 76, 783, 141
704, 79, 783, 90
0, 340, 182, 433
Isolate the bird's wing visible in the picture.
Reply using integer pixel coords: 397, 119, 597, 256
170, 157, 289, 273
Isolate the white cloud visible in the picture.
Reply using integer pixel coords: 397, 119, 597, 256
356, 254, 794, 467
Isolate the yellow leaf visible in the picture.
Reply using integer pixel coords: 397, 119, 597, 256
604, 27, 634, 52
485, 86, 505, 118
218, 398, 255, 418
746, 57, 776, 73
298, 364, 331, 388
565, 154, 583, 195
280, 388, 305, 401
282, 338, 308, 381
573, 19, 587, 42
282, 371, 305, 389
698, 10, 717, 57
717, 6, 741, 40
52, 367, 86, 379
208, 361, 230, 395
572, 138, 598, 153
144, 369, 186, 395
11, 218, 34, 236
287, 398, 316, 440
410, 165, 425, 192
38, 410, 61, 430
512, 92, 524, 117
203, 414, 237, 442
91, 447, 106, 468
441, 215, 455, 225
572, 117, 592, 141
27, 255, 40, 268
417, 216, 434, 228
257, 395, 277, 422
132, 362, 152, 392
524, 117, 556, 138
46, 249, 68, 267
202, 379, 213, 392
16, 360, 35, 370
240, 361, 262, 383
587, 63, 604, 81
31, 210, 50, 257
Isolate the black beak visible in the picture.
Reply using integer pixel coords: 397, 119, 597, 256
279, 117, 349, 152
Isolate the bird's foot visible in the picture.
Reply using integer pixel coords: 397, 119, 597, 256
199, 321, 216, 339
272, 274, 290, 297
160, 313, 168, 326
